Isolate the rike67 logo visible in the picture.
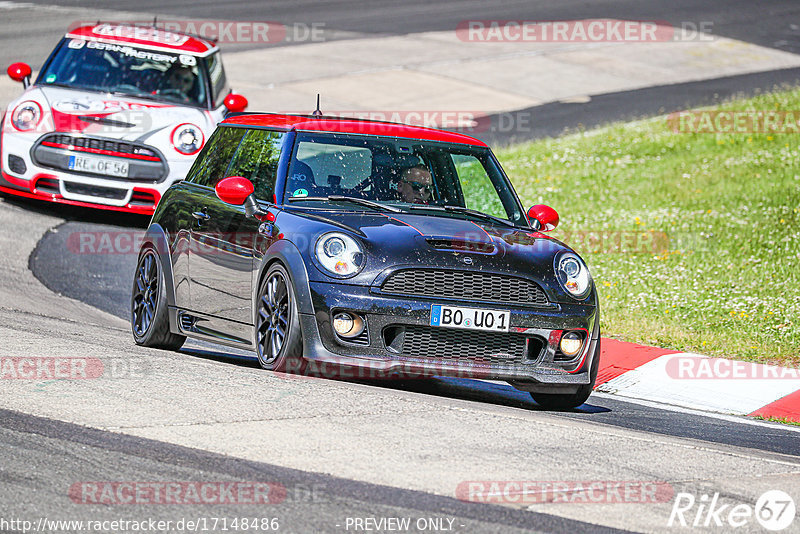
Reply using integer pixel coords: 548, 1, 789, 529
668, 490, 796, 531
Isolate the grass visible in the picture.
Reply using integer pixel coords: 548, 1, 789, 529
753, 415, 800, 427
496, 87, 800, 368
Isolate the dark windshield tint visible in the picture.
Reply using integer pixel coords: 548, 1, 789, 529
38, 37, 208, 108
186, 127, 245, 187
227, 129, 285, 202
285, 133, 525, 225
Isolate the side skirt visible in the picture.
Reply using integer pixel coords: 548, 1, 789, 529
169, 307, 255, 350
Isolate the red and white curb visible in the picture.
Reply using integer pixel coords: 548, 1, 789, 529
596, 339, 800, 423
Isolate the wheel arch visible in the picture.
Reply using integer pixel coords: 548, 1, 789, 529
254, 240, 314, 319
139, 223, 177, 309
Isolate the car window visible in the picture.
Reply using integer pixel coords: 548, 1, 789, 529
186, 127, 245, 188
38, 37, 208, 108
284, 133, 525, 225
204, 51, 229, 109
451, 154, 507, 219
226, 129, 286, 202
295, 141, 372, 190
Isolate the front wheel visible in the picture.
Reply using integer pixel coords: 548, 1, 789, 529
530, 338, 601, 410
255, 264, 304, 373
131, 247, 185, 350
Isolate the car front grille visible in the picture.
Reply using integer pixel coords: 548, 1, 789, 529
381, 269, 549, 306
385, 324, 544, 366
32, 134, 168, 182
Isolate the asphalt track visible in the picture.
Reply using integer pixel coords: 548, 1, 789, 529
4, 2, 800, 533
2, 408, 624, 534
17, 0, 800, 54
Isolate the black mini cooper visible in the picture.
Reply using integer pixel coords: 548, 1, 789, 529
131, 113, 600, 409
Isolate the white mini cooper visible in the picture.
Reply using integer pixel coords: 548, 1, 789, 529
1, 23, 248, 214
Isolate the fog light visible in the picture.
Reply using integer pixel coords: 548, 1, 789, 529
7, 154, 27, 175
332, 312, 365, 338
559, 332, 583, 357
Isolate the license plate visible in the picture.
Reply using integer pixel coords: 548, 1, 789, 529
430, 304, 510, 332
68, 154, 129, 178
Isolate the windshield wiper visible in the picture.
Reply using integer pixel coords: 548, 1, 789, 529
286, 195, 405, 213
407, 204, 518, 228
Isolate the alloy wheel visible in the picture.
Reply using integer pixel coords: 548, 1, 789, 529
132, 251, 159, 337
257, 271, 290, 365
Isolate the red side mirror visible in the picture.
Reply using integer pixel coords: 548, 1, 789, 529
224, 93, 248, 113
527, 204, 559, 231
215, 176, 254, 205
7, 62, 32, 87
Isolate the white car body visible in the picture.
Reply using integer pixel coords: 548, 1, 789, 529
1, 23, 245, 214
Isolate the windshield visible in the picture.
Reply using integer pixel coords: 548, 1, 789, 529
37, 37, 209, 108
285, 132, 526, 225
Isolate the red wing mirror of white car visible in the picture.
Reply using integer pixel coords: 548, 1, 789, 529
215, 176, 254, 205
7, 62, 32, 88
224, 94, 248, 113
527, 204, 559, 232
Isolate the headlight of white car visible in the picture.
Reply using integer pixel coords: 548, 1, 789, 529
11, 101, 42, 131
170, 123, 203, 155
315, 232, 364, 277
555, 252, 592, 299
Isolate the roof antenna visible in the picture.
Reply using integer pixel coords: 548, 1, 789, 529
312, 94, 323, 117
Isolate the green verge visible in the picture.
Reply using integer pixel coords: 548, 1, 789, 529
497, 88, 800, 368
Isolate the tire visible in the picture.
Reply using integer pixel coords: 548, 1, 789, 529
255, 263, 305, 373
131, 247, 186, 350
530, 338, 601, 410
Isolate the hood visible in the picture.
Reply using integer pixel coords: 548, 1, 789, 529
281, 209, 581, 302
21, 86, 215, 143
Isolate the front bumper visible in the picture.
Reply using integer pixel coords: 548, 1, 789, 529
299, 280, 599, 387
1, 129, 188, 214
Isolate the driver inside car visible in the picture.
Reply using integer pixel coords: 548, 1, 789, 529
158, 65, 196, 101
397, 164, 434, 204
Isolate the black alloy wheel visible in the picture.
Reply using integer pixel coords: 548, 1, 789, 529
256, 264, 304, 372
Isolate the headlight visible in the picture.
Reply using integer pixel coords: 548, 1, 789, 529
555, 253, 592, 299
170, 123, 203, 155
11, 101, 42, 131
315, 232, 364, 277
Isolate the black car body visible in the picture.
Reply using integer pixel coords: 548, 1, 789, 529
132, 113, 600, 408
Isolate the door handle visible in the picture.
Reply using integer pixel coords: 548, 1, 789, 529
192, 211, 210, 221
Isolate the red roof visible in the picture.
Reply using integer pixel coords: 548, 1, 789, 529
65, 24, 216, 55
222, 114, 487, 147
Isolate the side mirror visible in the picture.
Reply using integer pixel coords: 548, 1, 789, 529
224, 93, 248, 114
215, 176, 254, 205
215, 176, 268, 219
527, 204, 559, 232
7, 62, 32, 88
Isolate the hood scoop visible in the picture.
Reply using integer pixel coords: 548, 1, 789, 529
426, 238, 496, 255
79, 115, 136, 128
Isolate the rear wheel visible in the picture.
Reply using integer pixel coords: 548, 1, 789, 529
131, 247, 185, 350
531, 338, 601, 410
255, 263, 304, 373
